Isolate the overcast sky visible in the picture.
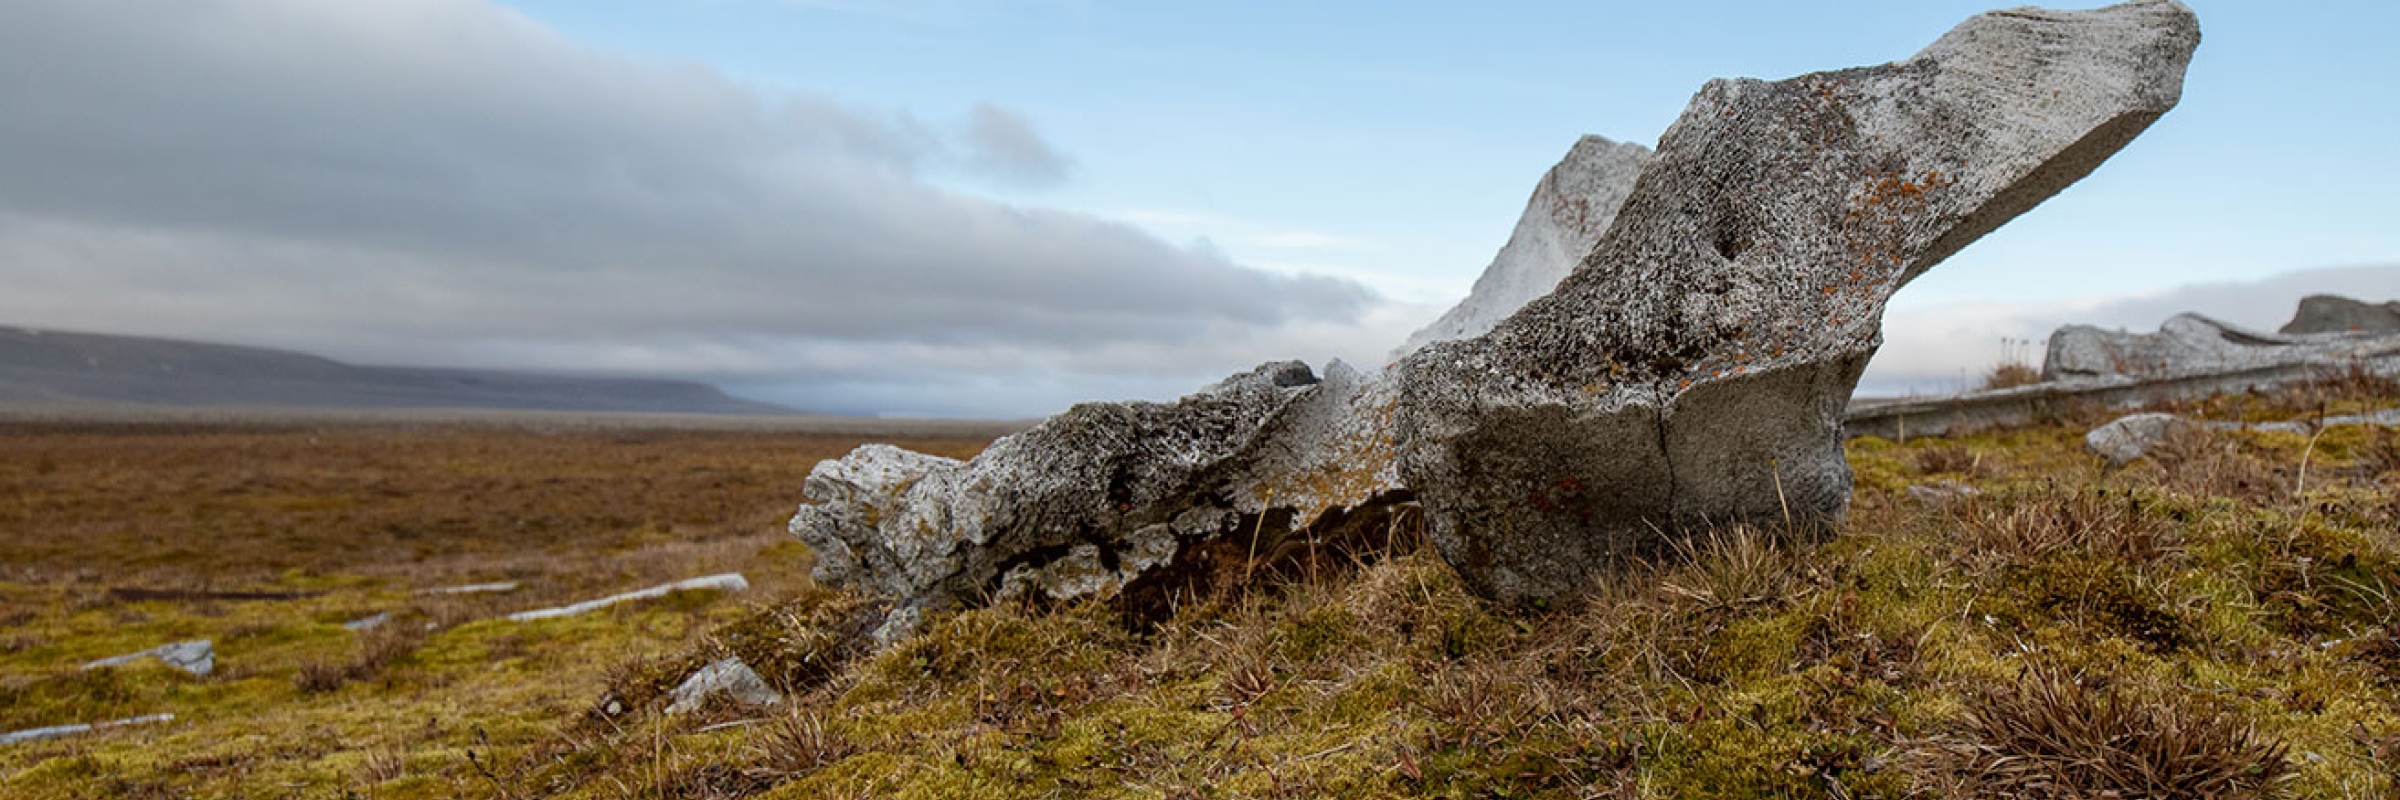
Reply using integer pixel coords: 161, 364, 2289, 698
3, 1, 2395, 416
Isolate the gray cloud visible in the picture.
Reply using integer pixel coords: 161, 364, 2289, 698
960, 104, 1074, 188
0, 0, 1379, 415
1862, 264, 2400, 396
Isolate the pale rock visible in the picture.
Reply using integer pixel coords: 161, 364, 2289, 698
1906, 481, 1983, 506
417, 581, 520, 596
83, 639, 213, 676
2084, 412, 2198, 465
0, 714, 173, 746
2246, 407, 2400, 435
342, 612, 393, 632
663, 657, 781, 715
506, 574, 747, 622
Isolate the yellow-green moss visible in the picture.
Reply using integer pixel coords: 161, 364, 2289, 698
16, 399, 2400, 798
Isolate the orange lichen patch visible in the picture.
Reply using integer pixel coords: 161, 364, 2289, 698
1855, 169, 1948, 208
1549, 195, 1612, 238
1838, 168, 1954, 284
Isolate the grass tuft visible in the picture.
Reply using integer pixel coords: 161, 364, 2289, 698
1952, 665, 2291, 799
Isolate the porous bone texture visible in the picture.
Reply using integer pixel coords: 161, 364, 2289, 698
790, 360, 1394, 628
1393, 0, 2198, 605
1393, 135, 1650, 360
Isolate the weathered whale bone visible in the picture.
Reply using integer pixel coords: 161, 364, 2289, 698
2280, 294, 2400, 336
2046, 313, 2400, 383
1844, 296, 2400, 442
1395, 1, 2197, 602
792, 1, 2201, 629
1394, 135, 1651, 359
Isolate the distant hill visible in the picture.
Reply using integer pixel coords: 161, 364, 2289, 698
0, 327, 791, 415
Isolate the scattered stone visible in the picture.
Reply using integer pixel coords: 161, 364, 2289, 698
0, 713, 173, 746
792, 0, 2202, 627
1393, 135, 1650, 359
2085, 412, 2201, 465
2087, 408, 2400, 466
1906, 481, 1983, 506
417, 581, 520, 596
663, 657, 781, 715
83, 639, 213, 677
342, 612, 393, 632
2280, 294, 2400, 336
506, 574, 747, 622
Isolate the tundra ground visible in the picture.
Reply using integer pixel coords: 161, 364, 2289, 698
5, 380, 2400, 798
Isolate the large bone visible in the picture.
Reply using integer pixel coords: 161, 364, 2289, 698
1396, 1, 2199, 603
1393, 135, 1651, 359
792, 1, 2201, 628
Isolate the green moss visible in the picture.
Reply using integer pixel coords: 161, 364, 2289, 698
1275, 602, 1358, 663
20, 398, 2400, 798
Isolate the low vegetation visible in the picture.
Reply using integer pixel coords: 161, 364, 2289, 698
1977, 338, 2043, 391
6, 380, 2400, 798
0, 423, 985, 798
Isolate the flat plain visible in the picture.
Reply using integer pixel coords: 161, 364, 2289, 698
0, 418, 991, 798
4, 380, 2400, 798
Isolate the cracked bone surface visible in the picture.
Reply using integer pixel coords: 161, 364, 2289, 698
792, 0, 2200, 627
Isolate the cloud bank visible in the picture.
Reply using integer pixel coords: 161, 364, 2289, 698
0, 0, 1390, 416
3, 1, 2385, 417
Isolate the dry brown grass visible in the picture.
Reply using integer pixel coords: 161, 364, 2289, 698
1910, 443, 1987, 477
294, 623, 427, 694
14, 387, 2400, 798
1978, 338, 2045, 391
1660, 524, 1801, 611
1981, 362, 2044, 391
741, 706, 856, 781
1952, 486, 2177, 566
2137, 425, 2290, 503
0, 422, 990, 591
0, 420, 997, 799
1951, 666, 2291, 799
